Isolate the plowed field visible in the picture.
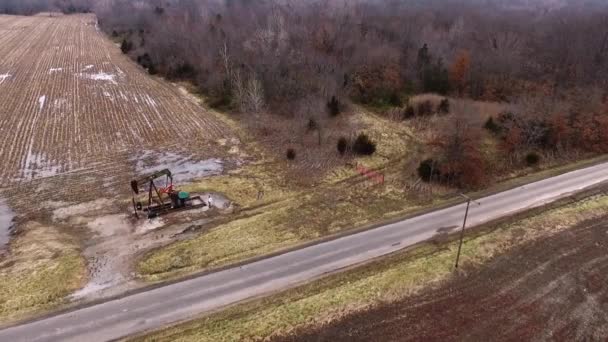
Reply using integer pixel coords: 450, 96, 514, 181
278, 217, 608, 342
0, 13, 235, 214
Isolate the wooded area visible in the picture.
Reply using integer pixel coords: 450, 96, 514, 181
3, 0, 608, 188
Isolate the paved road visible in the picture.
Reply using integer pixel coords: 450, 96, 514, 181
2, 162, 608, 342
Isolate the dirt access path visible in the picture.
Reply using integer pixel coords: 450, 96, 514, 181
278, 216, 608, 341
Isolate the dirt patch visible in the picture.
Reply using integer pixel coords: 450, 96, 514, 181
278, 217, 608, 342
57, 193, 231, 300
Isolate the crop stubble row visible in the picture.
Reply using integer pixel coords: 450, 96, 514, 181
0, 14, 233, 213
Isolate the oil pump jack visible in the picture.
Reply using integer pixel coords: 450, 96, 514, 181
130, 169, 206, 219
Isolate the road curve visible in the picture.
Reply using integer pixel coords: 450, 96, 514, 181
2, 162, 608, 342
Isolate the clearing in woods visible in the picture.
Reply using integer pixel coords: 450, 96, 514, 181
0, 13, 238, 322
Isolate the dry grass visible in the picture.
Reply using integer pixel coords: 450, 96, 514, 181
128, 192, 608, 342
135, 95, 607, 283
137, 175, 423, 281
410, 93, 507, 119
136, 101, 436, 281
0, 223, 86, 325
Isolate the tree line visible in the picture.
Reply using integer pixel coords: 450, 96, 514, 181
94, 1, 608, 113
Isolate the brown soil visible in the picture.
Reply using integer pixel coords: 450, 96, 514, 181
276, 217, 608, 342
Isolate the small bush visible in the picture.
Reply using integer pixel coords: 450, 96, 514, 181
438, 98, 450, 114
388, 92, 402, 107
307, 118, 318, 131
111, 30, 118, 37
403, 106, 416, 120
173, 62, 197, 79
137, 53, 157, 74
484, 117, 501, 135
337, 137, 349, 156
327, 96, 341, 117
525, 152, 540, 166
208, 93, 233, 110
418, 159, 440, 182
120, 39, 133, 54
286, 149, 296, 160
154, 6, 165, 15
497, 111, 516, 126
417, 100, 433, 117
352, 133, 376, 156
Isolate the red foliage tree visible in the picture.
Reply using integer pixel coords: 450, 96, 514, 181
449, 50, 471, 96
430, 118, 487, 188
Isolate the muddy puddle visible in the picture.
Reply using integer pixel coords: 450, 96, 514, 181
0, 199, 15, 250
133, 151, 223, 182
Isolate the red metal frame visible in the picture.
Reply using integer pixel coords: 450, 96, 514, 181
356, 163, 385, 185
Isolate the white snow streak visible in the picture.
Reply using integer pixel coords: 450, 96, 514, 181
79, 72, 118, 85
144, 94, 157, 107
82, 65, 94, 71
20, 151, 62, 181
53, 98, 68, 110
0, 73, 11, 84
38, 95, 46, 111
116, 66, 125, 77
49, 68, 63, 74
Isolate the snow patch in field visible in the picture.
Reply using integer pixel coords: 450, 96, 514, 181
0, 73, 11, 84
89, 72, 116, 83
0, 199, 15, 250
118, 91, 128, 101
49, 68, 63, 74
82, 65, 94, 72
79, 72, 117, 85
38, 95, 46, 111
53, 98, 67, 110
133, 151, 224, 182
19, 152, 63, 181
102, 90, 113, 100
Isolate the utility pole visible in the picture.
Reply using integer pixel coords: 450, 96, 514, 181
455, 193, 481, 269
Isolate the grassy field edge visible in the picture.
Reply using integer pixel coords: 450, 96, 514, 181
126, 184, 608, 342
135, 153, 608, 283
